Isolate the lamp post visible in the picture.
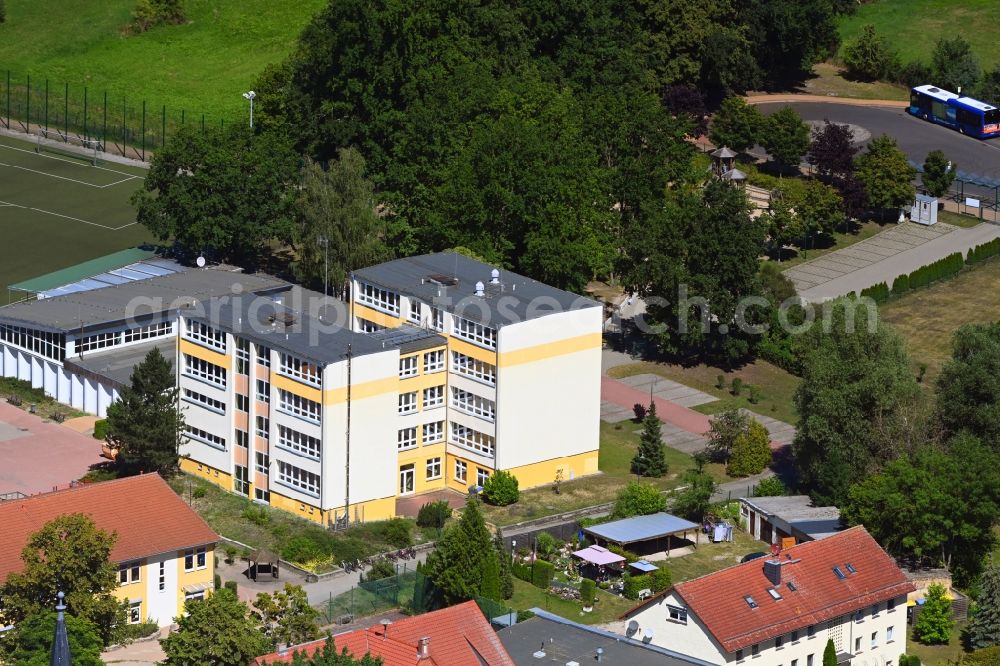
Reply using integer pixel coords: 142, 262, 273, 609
318, 236, 330, 298
242, 90, 256, 129
511, 538, 517, 565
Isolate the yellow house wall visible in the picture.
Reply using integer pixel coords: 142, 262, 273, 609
180, 457, 232, 490
175, 546, 216, 615
272, 373, 323, 403
398, 442, 447, 495
497, 332, 602, 367
178, 339, 231, 369
505, 449, 600, 490
352, 303, 404, 329
269, 489, 325, 524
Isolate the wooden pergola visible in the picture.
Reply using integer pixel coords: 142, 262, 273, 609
247, 549, 280, 582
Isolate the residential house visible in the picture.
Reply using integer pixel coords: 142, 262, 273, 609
739, 496, 842, 546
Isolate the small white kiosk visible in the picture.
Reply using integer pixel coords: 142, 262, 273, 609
910, 193, 938, 226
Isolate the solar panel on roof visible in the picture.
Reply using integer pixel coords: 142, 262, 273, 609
128, 262, 175, 276
114, 268, 154, 280
90, 273, 131, 285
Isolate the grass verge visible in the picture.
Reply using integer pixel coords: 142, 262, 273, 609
908, 622, 969, 666
770, 221, 886, 270
796, 62, 909, 101
509, 578, 635, 625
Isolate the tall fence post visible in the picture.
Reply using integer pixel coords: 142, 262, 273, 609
102, 91, 108, 152
141, 99, 146, 161
121, 96, 126, 157
5, 70, 9, 130
83, 87, 88, 141
44, 78, 49, 133
64, 82, 68, 140
161, 104, 166, 148
25, 74, 30, 133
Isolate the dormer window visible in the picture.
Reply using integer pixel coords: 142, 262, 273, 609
787, 581, 798, 592
833, 566, 847, 580
745, 596, 758, 609
846, 563, 857, 574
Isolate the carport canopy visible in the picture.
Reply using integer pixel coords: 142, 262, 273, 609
573, 545, 626, 566
584, 512, 700, 547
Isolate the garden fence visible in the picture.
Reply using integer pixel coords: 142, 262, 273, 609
0, 70, 234, 161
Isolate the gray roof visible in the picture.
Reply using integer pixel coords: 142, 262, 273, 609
0, 269, 288, 334
721, 167, 747, 180
351, 252, 599, 327
64, 338, 176, 391
584, 513, 700, 545
498, 610, 711, 666
741, 495, 842, 540
711, 146, 738, 159
188, 286, 444, 366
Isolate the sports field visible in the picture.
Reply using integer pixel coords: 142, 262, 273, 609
0, 134, 153, 294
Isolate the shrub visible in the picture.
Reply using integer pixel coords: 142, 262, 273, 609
224, 580, 238, 594
960, 648, 1000, 666
716, 375, 726, 389
213, 574, 221, 590
748, 385, 761, 404
92, 420, 109, 440
731, 378, 743, 396
192, 486, 206, 499
754, 477, 786, 497
121, 619, 159, 640
223, 545, 238, 564
891, 274, 910, 294
860, 281, 890, 304
129, 0, 186, 33
914, 583, 954, 644
531, 560, 554, 589
580, 578, 596, 606
967, 238, 1000, 265
363, 557, 396, 582
633, 403, 647, 420
607, 543, 640, 563
512, 561, 532, 583
241, 503, 268, 526
623, 573, 651, 600
535, 532, 559, 559
281, 536, 323, 563
373, 518, 412, 548
649, 567, 672, 593
726, 419, 772, 477
483, 470, 519, 506
612, 481, 666, 518
0, 0, 6, 24
416, 500, 451, 529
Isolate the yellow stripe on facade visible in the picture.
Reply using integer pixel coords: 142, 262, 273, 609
272, 373, 323, 403
178, 339, 230, 368
324, 376, 398, 404
352, 303, 404, 329
448, 337, 498, 365
504, 449, 600, 489
498, 332, 602, 368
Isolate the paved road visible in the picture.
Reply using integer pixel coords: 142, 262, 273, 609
756, 101, 1000, 182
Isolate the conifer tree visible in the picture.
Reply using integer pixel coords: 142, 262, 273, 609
632, 402, 667, 477
494, 531, 513, 600
823, 640, 837, 666
422, 499, 502, 604
969, 564, 1000, 649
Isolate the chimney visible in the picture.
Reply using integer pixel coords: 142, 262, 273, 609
277, 643, 288, 656
490, 268, 500, 284
417, 636, 431, 660
475, 281, 485, 297
764, 560, 782, 587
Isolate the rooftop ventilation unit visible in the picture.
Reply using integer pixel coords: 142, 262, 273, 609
268, 312, 296, 327
490, 268, 500, 284
475, 281, 485, 297
427, 274, 458, 286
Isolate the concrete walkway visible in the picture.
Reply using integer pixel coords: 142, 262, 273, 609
790, 221, 1000, 302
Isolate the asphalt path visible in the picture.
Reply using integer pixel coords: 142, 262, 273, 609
757, 101, 1000, 184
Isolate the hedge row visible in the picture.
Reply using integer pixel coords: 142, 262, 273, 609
622, 568, 672, 600
512, 560, 555, 590
857, 252, 965, 303
966, 237, 1000, 265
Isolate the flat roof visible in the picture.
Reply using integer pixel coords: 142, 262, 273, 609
913, 84, 958, 102
8, 247, 159, 293
0, 269, 288, 334
352, 251, 600, 327
740, 495, 842, 540
954, 96, 997, 111
499, 610, 710, 666
64, 338, 175, 391
189, 287, 445, 365
584, 513, 700, 545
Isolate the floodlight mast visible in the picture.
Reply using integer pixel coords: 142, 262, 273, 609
242, 91, 256, 129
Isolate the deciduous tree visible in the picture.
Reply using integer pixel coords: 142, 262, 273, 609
251, 584, 320, 650
932, 36, 981, 95
765, 196, 804, 262
921, 150, 955, 199
790, 179, 844, 237
709, 97, 763, 153
633, 402, 668, 477
161, 588, 269, 666
761, 107, 810, 171
612, 481, 666, 519
3, 610, 105, 666
807, 121, 857, 179
914, 583, 954, 645
105, 346, 184, 476
935, 322, 1000, 446
727, 419, 772, 477
0, 514, 124, 646
854, 135, 916, 218
284, 637, 383, 665
843, 24, 898, 81
671, 468, 716, 522
705, 409, 750, 464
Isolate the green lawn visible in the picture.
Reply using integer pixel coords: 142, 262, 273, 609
938, 210, 983, 229
0, 0, 324, 121
771, 221, 886, 270
837, 1, 1000, 71
908, 622, 969, 666
509, 578, 636, 625
607, 360, 800, 426
796, 62, 910, 101
666, 529, 762, 584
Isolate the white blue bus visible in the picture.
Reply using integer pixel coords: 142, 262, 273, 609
909, 84, 1000, 139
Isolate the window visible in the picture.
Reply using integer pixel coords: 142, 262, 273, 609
854, 637, 861, 654
775, 635, 784, 649
854, 611, 864, 623
791, 630, 799, 643
808, 655, 814, 666
398, 427, 417, 450
751, 644, 759, 657
454, 460, 468, 483
277, 425, 321, 460
183, 354, 226, 388
255, 488, 270, 502
236, 338, 250, 375
422, 386, 444, 409
256, 379, 270, 403
792, 660, 798, 666
399, 392, 417, 414
184, 319, 226, 351
807, 625, 816, 638
431, 308, 445, 332
184, 426, 226, 450
871, 603, 880, 618
358, 318, 384, 333
256, 416, 270, 440
183, 389, 225, 414
423, 350, 444, 373
234, 465, 249, 496
477, 467, 490, 486
846, 563, 857, 574
119, 561, 141, 585
158, 561, 166, 592
356, 282, 400, 316
256, 344, 271, 368
256, 452, 270, 474
426, 457, 441, 480
833, 566, 847, 580
277, 461, 320, 496
452, 315, 496, 349
122, 321, 173, 344
887, 626, 894, 642
278, 353, 321, 387
407, 299, 422, 325
77, 330, 121, 353
450, 351, 496, 385
129, 600, 142, 624
667, 605, 687, 624
768, 588, 783, 601
871, 632, 877, 649
184, 547, 207, 571
1, 324, 65, 361
736, 650, 744, 662
422, 421, 444, 444
787, 581, 798, 592
235, 429, 249, 449
278, 389, 321, 423
399, 463, 415, 494
887, 597, 896, 612
450, 422, 495, 456
399, 355, 419, 378
450, 386, 496, 421
236, 394, 250, 413
744, 596, 758, 609
185, 591, 205, 602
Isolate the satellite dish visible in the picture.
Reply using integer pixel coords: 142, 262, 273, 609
643, 627, 654, 641
627, 620, 639, 634
196, 256, 206, 268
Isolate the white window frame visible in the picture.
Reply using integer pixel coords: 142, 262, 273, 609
277, 461, 320, 497
128, 600, 142, 624
449, 422, 495, 456
476, 467, 490, 486
452, 315, 496, 349
454, 459, 467, 483
184, 547, 207, 572
399, 355, 419, 378
398, 427, 417, 451
426, 457, 442, 480
356, 281, 400, 316
423, 350, 444, 373
450, 351, 496, 386
667, 604, 687, 624
422, 385, 444, 409
184, 319, 227, 352
182, 389, 225, 415
119, 560, 141, 585
183, 354, 226, 389
431, 308, 445, 332
278, 353, 321, 387
358, 317, 384, 333
407, 299, 422, 325
255, 451, 270, 474
256, 379, 270, 403
398, 392, 417, 414
184, 426, 226, 450
422, 421, 444, 444
256, 344, 271, 368
278, 389, 321, 424
450, 386, 496, 421
256, 415, 270, 441
277, 425, 321, 460
886, 626, 894, 642
2, 324, 66, 361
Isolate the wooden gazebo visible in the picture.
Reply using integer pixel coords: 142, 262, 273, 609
247, 549, 280, 582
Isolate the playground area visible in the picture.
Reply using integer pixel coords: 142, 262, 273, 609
0, 133, 153, 296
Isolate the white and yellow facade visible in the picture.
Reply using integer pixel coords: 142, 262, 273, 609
177, 252, 602, 523
112, 544, 216, 626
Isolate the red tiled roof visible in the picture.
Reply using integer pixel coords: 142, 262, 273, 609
252, 601, 515, 666
0, 474, 218, 584
627, 526, 915, 653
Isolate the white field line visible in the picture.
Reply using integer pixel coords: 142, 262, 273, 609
0, 199, 136, 231
0, 142, 145, 185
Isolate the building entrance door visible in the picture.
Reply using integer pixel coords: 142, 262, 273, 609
399, 464, 415, 495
